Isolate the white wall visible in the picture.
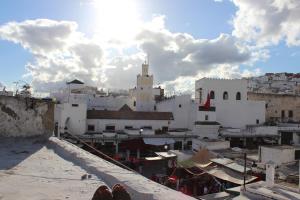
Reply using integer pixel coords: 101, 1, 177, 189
259, 146, 295, 166
55, 103, 87, 135
195, 78, 248, 105
196, 110, 216, 122
193, 124, 220, 139
195, 78, 266, 128
156, 95, 197, 129
86, 119, 170, 132
215, 100, 265, 128
192, 139, 230, 151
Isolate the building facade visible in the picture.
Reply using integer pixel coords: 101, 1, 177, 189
248, 92, 300, 123
195, 78, 266, 128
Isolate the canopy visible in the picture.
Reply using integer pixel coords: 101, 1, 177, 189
206, 167, 257, 185
143, 138, 175, 146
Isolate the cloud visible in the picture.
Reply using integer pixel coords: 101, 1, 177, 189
136, 19, 252, 82
0, 19, 78, 55
0, 16, 261, 94
0, 19, 105, 92
232, 0, 300, 46
161, 64, 262, 95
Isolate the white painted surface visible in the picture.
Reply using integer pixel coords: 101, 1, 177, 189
50, 137, 196, 200
156, 95, 196, 129
0, 138, 102, 200
259, 146, 295, 166
195, 78, 266, 128
266, 162, 275, 187
55, 103, 87, 135
193, 124, 220, 139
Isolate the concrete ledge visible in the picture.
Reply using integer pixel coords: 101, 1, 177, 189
47, 137, 196, 200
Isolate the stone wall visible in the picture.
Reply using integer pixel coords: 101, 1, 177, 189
0, 96, 54, 137
248, 92, 300, 123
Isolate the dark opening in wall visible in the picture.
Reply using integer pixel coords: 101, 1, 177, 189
210, 91, 215, 99
223, 91, 228, 100
236, 92, 241, 100
289, 110, 293, 118
87, 125, 95, 131
105, 125, 115, 131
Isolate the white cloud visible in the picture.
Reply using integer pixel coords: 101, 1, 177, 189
0, 16, 261, 94
232, 0, 300, 46
136, 23, 252, 83
0, 19, 105, 92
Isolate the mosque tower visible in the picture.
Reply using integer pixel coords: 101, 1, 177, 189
135, 60, 155, 111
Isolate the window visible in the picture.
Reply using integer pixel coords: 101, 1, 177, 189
179, 104, 182, 108
223, 91, 228, 100
256, 119, 259, 124
105, 125, 115, 131
205, 115, 209, 121
162, 126, 168, 132
199, 88, 202, 103
125, 126, 133, 129
133, 101, 136, 107
281, 110, 285, 118
210, 91, 215, 99
87, 125, 95, 131
289, 110, 293, 118
141, 87, 143, 90
236, 92, 241, 100
154, 105, 157, 110
142, 126, 152, 130
72, 104, 79, 107
265, 103, 268, 109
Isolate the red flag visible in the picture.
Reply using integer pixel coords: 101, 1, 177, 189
203, 92, 210, 110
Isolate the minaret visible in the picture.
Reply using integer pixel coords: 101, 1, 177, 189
142, 61, 149, 76
136, 59, 154, 111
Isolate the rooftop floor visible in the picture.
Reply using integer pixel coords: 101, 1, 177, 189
0, 137, 102, 200
0, 137, 196, 200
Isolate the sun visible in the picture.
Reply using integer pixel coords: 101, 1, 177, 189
93, 0, 141, 45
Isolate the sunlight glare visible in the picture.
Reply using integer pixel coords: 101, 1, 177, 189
93, 0, 141, 44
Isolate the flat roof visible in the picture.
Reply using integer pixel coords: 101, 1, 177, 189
260, 145, 296, 150
0, 138, 102, 200
0, 137, 196, 200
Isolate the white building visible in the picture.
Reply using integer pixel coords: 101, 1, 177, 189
195, 78, 265, 129
156, 94, 197, 130
129, 61, 163, 111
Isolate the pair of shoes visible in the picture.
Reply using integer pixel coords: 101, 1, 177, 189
112, 184, 131, 200
92, 184, 131, 200
92, 185, 113, 200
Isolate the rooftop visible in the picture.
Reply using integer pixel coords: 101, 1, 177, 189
0, 136, 196, 200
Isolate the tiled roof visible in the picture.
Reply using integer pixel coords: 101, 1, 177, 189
87, 110, 174, 120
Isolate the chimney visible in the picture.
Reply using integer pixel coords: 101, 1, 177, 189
266, 161, 275, 187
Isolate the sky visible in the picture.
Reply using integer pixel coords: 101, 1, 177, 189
0, 0, 300, 95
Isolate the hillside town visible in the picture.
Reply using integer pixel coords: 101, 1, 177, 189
1, 61, 300, 200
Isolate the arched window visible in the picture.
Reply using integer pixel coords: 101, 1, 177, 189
223, 91, 228, 100
210, 91, 215, 99
236, 92, 241, 100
